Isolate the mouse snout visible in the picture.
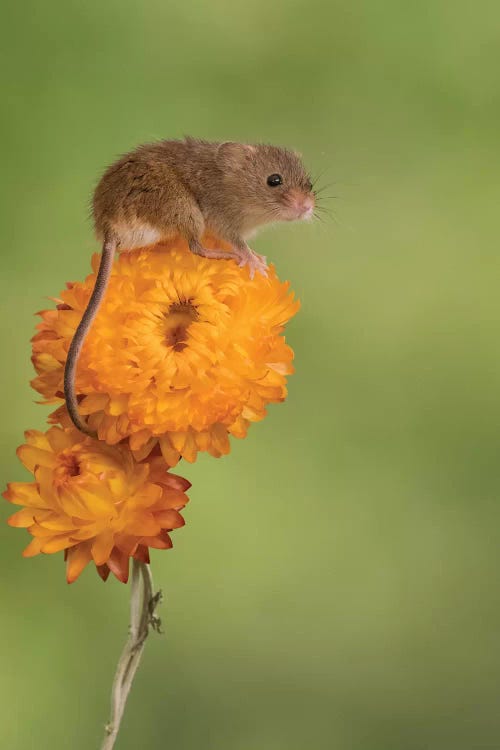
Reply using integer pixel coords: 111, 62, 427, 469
300, 193, 315, 219
285, 189, 315, 220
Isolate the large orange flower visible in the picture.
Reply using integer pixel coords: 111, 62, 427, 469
3, 427, 190, 583
31, 236, 300, 465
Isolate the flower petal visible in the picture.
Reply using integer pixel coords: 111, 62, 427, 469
8, 508, 37, 528
66, 542, 92, 583
23, 538, 43, 558
107, 548, 130, 583
154, 509, 185, 529
17, 445, 56, 472
91, 531, 115, 567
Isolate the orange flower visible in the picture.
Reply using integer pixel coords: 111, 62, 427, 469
3, 427, 190, 583
31, 236, 300, 466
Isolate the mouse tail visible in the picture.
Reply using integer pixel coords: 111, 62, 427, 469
63, 237, 116, 437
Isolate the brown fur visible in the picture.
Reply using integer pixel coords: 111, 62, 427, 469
93, 137, 314, 249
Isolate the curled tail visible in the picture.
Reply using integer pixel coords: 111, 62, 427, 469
64, 238, 116, 437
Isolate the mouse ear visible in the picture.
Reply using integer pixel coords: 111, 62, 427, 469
217, 142, 256, 168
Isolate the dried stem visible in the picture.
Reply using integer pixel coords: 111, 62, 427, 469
100, 560, 162, 750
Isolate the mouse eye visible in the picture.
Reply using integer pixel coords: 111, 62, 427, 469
267, 173, 283, 187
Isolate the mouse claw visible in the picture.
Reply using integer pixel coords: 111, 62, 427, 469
238, 250, 268, 279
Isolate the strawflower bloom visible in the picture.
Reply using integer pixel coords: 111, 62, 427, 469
31, 235, 300, 466
3, 426, 190, 583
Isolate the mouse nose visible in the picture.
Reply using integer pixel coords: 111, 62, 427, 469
291, 192, 315, 219
300, 194, 315, 219
286, 188, 315, 220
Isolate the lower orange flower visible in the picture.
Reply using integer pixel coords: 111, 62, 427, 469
3, 427, 190, 583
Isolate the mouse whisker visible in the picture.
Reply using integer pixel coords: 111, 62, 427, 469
323, 208, 343, 227
315, 203, 336, 212
311, 167, 333, 188
315, 195, 340, 202
314, 184, 337, 197
314, 205, 342, 226
312, 177, 332, 190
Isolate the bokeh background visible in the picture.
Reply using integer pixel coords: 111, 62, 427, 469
1, 1, 500, 748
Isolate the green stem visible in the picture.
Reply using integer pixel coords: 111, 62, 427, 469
100, 561, 162, 750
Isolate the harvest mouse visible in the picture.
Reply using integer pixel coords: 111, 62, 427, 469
64, 137, 315, 436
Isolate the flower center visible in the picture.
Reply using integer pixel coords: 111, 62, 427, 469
54, 451, 81, 486
164, 301, 198, 352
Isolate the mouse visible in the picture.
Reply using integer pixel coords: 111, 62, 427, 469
64, 137, 316, 436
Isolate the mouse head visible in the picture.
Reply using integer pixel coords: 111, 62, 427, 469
217, 142, 315, 230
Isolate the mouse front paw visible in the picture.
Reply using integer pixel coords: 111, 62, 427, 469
237, 249, 268, 280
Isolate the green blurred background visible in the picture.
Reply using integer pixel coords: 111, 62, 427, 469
1, 1, 500, 748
